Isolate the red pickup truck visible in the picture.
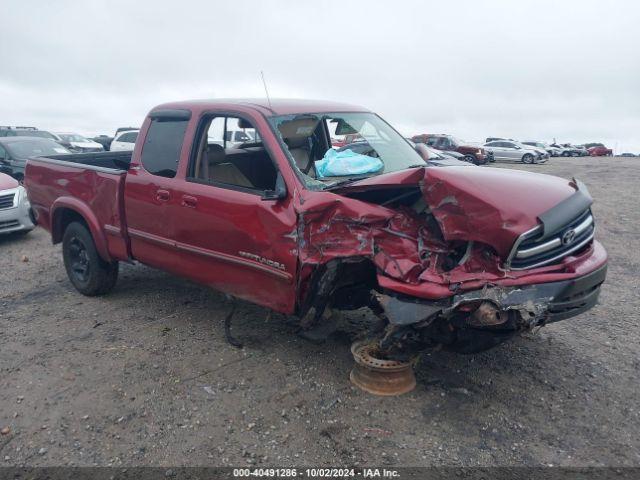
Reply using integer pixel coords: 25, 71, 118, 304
587, 144, 613, 156
25, 99, 607, 356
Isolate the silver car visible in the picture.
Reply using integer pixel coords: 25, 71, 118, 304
483, 140, 548, 164
0, 173, 35, 235
522, 141, 562, 157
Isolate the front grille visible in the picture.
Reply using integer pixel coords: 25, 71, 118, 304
0, 193, 15, 209
0, 219, 19, 230
508, 209, 595, 270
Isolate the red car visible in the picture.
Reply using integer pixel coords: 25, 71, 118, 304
588, 144, 613, 156
411, 133, 491, 165
24, 99, 607, 357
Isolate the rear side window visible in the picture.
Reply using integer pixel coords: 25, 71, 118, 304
140, 119, 188, 178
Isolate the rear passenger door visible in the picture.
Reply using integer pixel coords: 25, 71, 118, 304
168, 112, 299, 313
485, 141, 506, 161
124, 111, 190, 272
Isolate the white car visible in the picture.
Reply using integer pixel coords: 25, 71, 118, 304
483, 140, 548, 164
52, 132, 104, 153
110, 130, 139, 152
0, 172, 35, 235
522, 141, 562, 157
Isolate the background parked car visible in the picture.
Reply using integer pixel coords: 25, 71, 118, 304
573, 145, 591, 156
485, 137, 514, 143
115, 127, 139, 137
0, 137, 70, 181
550, 143, 580, 157
332, 133, 364, 148
558, 144, 589, 156
0, 126, 56, 140
483, 140, 548, 163
587, 144, 613, 156
522, 141, 562, 157
0, 172, 35, 235
110, 129, 139, 152
92, 135, 114, 151
412, 134, 491, 165
620, 153, 636, 157
420, 145, 473, 165
51, 132, 104, 153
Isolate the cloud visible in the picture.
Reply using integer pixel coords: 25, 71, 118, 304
1, 0, 638, 151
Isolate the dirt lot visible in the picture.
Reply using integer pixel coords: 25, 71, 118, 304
1, 156, 639, 467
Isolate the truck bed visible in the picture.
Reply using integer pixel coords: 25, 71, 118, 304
38, 151, 132, 171
24, 152, 132, 262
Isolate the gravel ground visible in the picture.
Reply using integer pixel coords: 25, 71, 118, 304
0, 156, 638, 467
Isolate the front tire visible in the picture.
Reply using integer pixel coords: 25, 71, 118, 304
522, 153, 534, 164
62, 222, 118, 296
463, 154, 477, 164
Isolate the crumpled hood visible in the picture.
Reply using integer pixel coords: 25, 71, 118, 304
422, 166, 576, 256
335, 166, 577, 258
0, 172, 19, 190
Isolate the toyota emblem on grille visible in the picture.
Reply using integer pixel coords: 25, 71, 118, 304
561, 229, 577, 245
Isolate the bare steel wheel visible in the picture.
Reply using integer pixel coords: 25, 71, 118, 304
62, 222, 118, 296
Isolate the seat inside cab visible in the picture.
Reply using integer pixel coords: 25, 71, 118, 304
192, 116, 277, 191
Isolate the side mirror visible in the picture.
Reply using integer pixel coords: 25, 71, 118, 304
261, 171, 288, 201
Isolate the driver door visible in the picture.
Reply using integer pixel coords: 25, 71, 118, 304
168, 112, 299, 314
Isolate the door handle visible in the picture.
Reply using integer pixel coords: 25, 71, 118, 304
181, 195, 198, 208
156, 189, 170, 202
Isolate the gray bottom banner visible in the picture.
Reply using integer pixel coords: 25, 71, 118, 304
0, 467, 638, 480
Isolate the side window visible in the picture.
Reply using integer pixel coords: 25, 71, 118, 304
189, 115, 277, 192
425, 137, 438, 147
0, 145, 6, 158
206, 117, 259, 148
140, 119, 188, 178
120, 132, 138, 143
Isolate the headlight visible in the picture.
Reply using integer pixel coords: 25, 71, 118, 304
477, 149, 482, 155
17, 186, 30, 207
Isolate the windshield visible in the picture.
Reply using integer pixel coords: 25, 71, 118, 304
270, 112, 424, 189
6, 139, 70, 159
59, 134, 89, 142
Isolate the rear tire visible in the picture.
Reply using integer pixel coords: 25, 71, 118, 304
62, 222, 118, 296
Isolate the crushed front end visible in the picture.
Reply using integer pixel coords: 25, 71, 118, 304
294, 165, 608, 356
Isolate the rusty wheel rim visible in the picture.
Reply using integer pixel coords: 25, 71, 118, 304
349, 340, 416, 396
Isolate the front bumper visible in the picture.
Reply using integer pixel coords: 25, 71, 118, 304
377, 249, 607, 328
448, 262, 606, 325
0, 186, 35, 234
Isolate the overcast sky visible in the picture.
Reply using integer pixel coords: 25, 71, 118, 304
1, 0, 639, 152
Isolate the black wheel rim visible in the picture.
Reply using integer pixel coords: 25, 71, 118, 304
69, 237, 90, 282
